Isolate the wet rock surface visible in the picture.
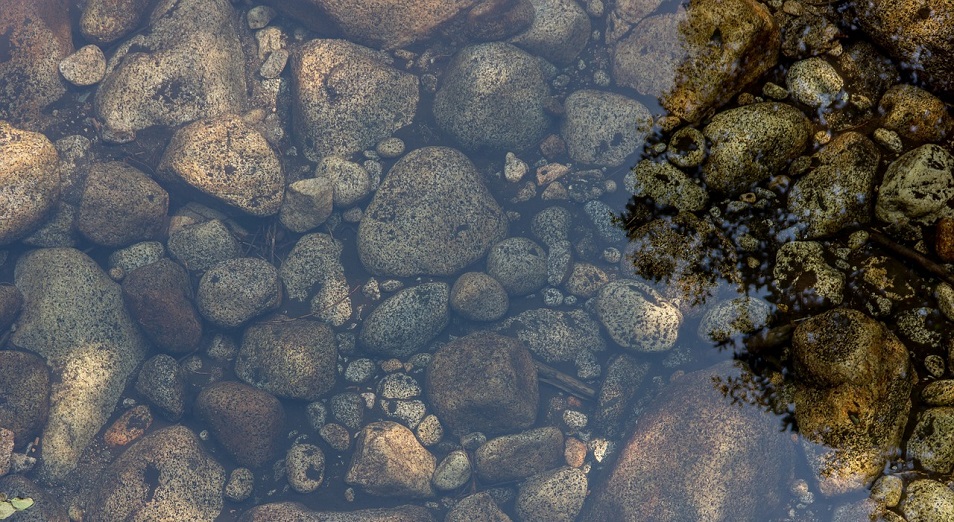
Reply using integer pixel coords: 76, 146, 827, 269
346, 421, 436, 498
195, 381, 285, 468
0, 122, 61, 245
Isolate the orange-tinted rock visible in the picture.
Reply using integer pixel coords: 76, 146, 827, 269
104, 405, 154, 447
937, 217, 954, 263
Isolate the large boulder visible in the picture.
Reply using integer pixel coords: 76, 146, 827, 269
195, 381, 286, 468
77, 161, 169, 247
581, 360, 795, 521
0, 121, 60, 245
291, 39, 419, 161
94, 0, 246, 141
792, 308, 916, 495
80, 0, 151, 43
561, 89, 653, 167
236, 319, 338, 400
10, 248, 149, 482
358, 147, 508, 277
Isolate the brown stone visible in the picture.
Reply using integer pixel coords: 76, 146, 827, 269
540, 134, 567, 159
195, 381, 285, 468
0, 351, 50, 450
78, 161, 169, 247
122, 259, 202, 354
104, 405, 153, 447
80, 0, 151, 43
937, 217, 954, 262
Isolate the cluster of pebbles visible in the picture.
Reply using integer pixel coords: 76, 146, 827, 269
1, 0, 954, 520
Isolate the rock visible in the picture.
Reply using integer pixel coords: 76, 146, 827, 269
922, 380, 954, 406
787, 132, 880, 239
158, 114, 284, 216
375, 137, 406, 159
879, 84, 952, 143
773, 241, 845, 312
0, 351, 50, 449
561, 90, 653, 167
279, 177, 334, 233
58, 44, 107, 86
697, 296, 773, 344
565, 263, 609, 299
134, 354, 187, 421
85, 426, 224, 521
630, 159, 708, 212
426, 332, 538, 436
702, 102, 810, 195
11, 248, 149, 482
358, 147, 507, 277
167, 219, 242, 272
581, 361, 794, 521
786, 57, 844, 108
346, 421, 436, 498
792, 308, 915, 495
320, 423, 352, 452
510, 0, 590, 66
225, 468, 254, 502
531, 206, 571, 247
103, 404, 153, 447
851, 0, 954, 94
907, 407, 954, 474
0, 0, 72, 124
331, 393, 364, 430
285, 443, 325, 493
0, 474, 68, 521
195, 381, 285, 468
901, 479, 954, 522
592, 279, 682, 352
415, 414, 443, 447
78, 161, 168, 247
237, 319, 338, 400
246, 5, 276, 29
108, 241, 165, 276
780, 12, 841, 59
291, 39, 418, 160
450, 272, 510, 321
81, 0, 151, 43
486, 237, 548, 296
432, 450, 472, 491
623, 212, 739, 305
0, 285, 23, 335
358, 282, 449, 357
446, 492, 512, 522
434, 43, 550, 151
122, 259, 202, 353
314, 156, 373, 207
595, 354, 649, 438
94, 0, 246, 141
496, 308, 605, 363
196, 257, 282, 328
238, 502, 436, 522
612, 0, 779, 122
475, 427, 564, 484
467, 0, 535, 41
0, 122, 61, 245
280, 233, 352, 326
584, 200, 626, 243
515, 466, 587, 522
305, 0, 477, 49
875, 144, 954, 226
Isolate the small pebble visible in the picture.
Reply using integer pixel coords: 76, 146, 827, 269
565, 437, 587, 467
247, 5, 276, 29
320, 422, 352, 452
345, 358, 376, 383
762, 82, 789, 100
376, 137, 405, 158
225, 468, 254, 502
461, 432, 486, 451
925, 354, 946, 378
871, 475, 903, 507
59, 45, 107, 86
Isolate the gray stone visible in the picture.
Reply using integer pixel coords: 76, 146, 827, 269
346, 421, 436, 498
875, 144, 954, 226
561, 90, 652, 167
907, 407, 954, 474
320, 423, 352, 452
432, 450, 472, 491
344, 358, 376, 384
427, 332, 538, 436
511, 0, 590, 66
167, 219, 242, 272
584, 200, 626, 243
286, 443, 325, 493
159, 114, 284, 216
595, 355, 649, 438
531, 206, 571, 247
58, 44, 106, 86
379, 399, 427, 429
450, 272, 510, 322
792, 308, 915, 495
197, 258, 281, 328
84, 426, 224, 521
515, 467, 587, 522
0, 122, 60, 245
280, 233, 352, 326
378, 373, 422, 400
0, 474, 69, 521
135, 354, 186, 421
314, 156, 373, 207
697, 296, 773, 344
259, 49, 288, 79
237, 319, 337, 400
787, 132, 880, 239
95, 0, 246, 141
901, 480, 954, 522
78, 161, 168, 247
415, 414, 443, 447
358, 147, 508, 277
565, 263, 609, 299
593, 279, 682, 352
546, 240, 573, 287
434, 43, 550, 151
225, 468, 254, 502
486, 237, 548, 296
108, 241, 165, 276
631, 159, 708, 212
246, 6, 276, 29
11, 248, 149, 482
446, 492, 512, 522
358, 282, 449, 357
786, 57, 844, 108
291, 39, 418, 160
279, 177, 334, 233
475, 427, 564, 484
581, 361, 794, 521
195, 381, 285, 468
702, 102, 810, 195
331, 393, 366, 431
497, 308, 605, 363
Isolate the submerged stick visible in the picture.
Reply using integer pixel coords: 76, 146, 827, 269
865, 228, 954, 288
533, 359, 596, 401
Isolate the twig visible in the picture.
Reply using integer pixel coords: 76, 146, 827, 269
865, 228, 954, 288
533, 359, 596, 401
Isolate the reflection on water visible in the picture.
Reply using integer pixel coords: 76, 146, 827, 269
0, 0, 953, 520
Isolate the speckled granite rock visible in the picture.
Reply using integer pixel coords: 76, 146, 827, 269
0, 122, 60, 245
195, 381, 285, 468
346, 421, 436, 498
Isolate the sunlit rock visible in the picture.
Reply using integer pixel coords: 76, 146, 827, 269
792, 308, 915, 496
875, 144, 954, 227
346, 421, 436, 498
878, 84, 953, 143
0, 122, 60, 245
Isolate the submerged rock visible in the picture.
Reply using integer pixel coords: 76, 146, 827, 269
474, 427, 564, 484
496, 307, 605, 363
195, 381, 285, 469
238, 503, 436, 522
280, 233, 352, 327
358, 282, 449, 357
792, 308, 915, 495
561, 90, 653, 167
510, 0, 591, 66
0, 122, 61, 245
875, 144, 954, 227
346, 421, 436, 498
592, 279, 682, 352
237, 319, 338, 401
78, 161, 168, 247
581, 360, 794, 521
